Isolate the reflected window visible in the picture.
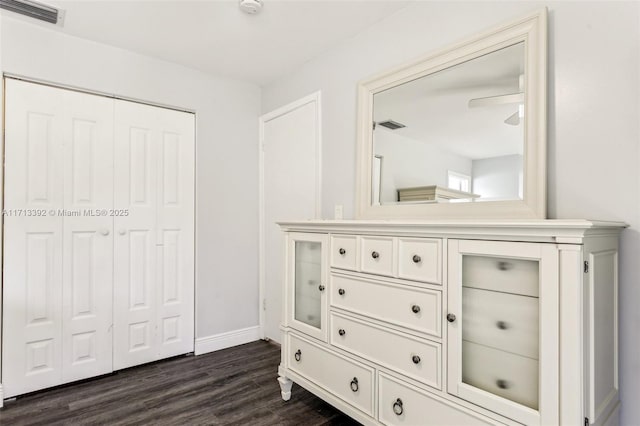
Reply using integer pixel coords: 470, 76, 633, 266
448, 171, 471, 192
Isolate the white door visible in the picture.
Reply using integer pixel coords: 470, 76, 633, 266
3, 79, 195, 396
261, 93, 321, 342
3, 79, 114, 397
155, 107, 195, 361
61, 88, 115, 383
447, 239, 559, 425
113, 100, 195, 370
285, 232, 328, 342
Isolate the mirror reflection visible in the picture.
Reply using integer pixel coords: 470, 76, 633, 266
372, 42, 525, 205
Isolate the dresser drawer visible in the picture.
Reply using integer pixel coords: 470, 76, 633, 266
331, 274, 441, 337
462, 287, 538, 359
397, 237, 442, 284
360, 236, 394, 276
462, 255, 539, 297
331, 235, 357, 271
379, 373, 494, 426
330, 313, 441, 390
288, 334, 374, 416
462, 340, 538, 410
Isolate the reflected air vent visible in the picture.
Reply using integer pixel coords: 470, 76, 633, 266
0, 0, 64, 25
377, 120, 406, 130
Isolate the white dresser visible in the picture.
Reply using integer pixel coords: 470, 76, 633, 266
277, 220, 624, 426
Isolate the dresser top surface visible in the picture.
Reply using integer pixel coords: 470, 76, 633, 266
278, 219, 626, 243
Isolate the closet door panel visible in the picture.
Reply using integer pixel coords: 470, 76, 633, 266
156, 109, 195, 358
61, 90, 114, 382
113, 100, 159, 370
3, 80, 65, 397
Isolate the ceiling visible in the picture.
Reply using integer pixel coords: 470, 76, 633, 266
11, 0, 411, 86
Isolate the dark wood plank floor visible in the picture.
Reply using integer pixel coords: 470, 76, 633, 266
0, 340, 361, 425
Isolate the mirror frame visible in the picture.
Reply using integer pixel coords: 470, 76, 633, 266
355, 9, 547, 220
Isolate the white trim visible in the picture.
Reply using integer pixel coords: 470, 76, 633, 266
258, 92, 322, 340
192, 111, 199, 347
0, 17, 4, 405
194, 326, 261, 356
3, 73, 195, 114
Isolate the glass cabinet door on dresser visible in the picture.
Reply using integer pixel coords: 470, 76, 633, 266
447, 239, 560, 426
285, 232, 329, 342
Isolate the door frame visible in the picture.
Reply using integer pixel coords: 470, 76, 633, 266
258, 91, 322, 340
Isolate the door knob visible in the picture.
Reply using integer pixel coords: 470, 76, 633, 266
100, 228, 110, 236
118, 229, 127, 236
447, 313, 456, 323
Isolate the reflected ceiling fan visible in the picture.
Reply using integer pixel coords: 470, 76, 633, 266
468, 75, 524, 126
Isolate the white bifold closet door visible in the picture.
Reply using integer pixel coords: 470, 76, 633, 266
113, 100, 195, 370
2, 79, 195, 398
3, 80, 115, 397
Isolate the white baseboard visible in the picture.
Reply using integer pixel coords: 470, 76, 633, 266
194, 326, 261, 355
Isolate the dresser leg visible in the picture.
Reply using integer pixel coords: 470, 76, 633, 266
278, 376, 293, 401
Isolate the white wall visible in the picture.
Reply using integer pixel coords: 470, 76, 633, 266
472, 154, 522, 200
374, 129, 472, 203
262, 2, 640, 424
1, 16, 262, 339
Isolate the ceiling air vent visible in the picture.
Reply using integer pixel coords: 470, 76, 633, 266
0, 0, 64, 25
377, 120, 406, 130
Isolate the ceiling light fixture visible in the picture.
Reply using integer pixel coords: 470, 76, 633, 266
239, 0, 263, 15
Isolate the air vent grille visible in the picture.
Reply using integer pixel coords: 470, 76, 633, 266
378, 120, 406, 130
0, 0, 61, 25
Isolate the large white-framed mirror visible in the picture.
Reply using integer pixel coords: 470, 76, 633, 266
356, 9, 547, 219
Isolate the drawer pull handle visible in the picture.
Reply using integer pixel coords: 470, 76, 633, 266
350, 377, 359, 392
496, 321, 509, 330
371, 251, 380, 259
496, 379, 510, 389
392, 398, 404, 416
412, 355, 421, 364
294, 349, 302, 362
339, 248, 346, 255
497, 261, 513, 271
338, 288, 346, 296
446, 313, 456, 323
338, 329, 346, 336
412, 254, 421, 263
318, 284, 325, 292
411, 305, 421, 314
